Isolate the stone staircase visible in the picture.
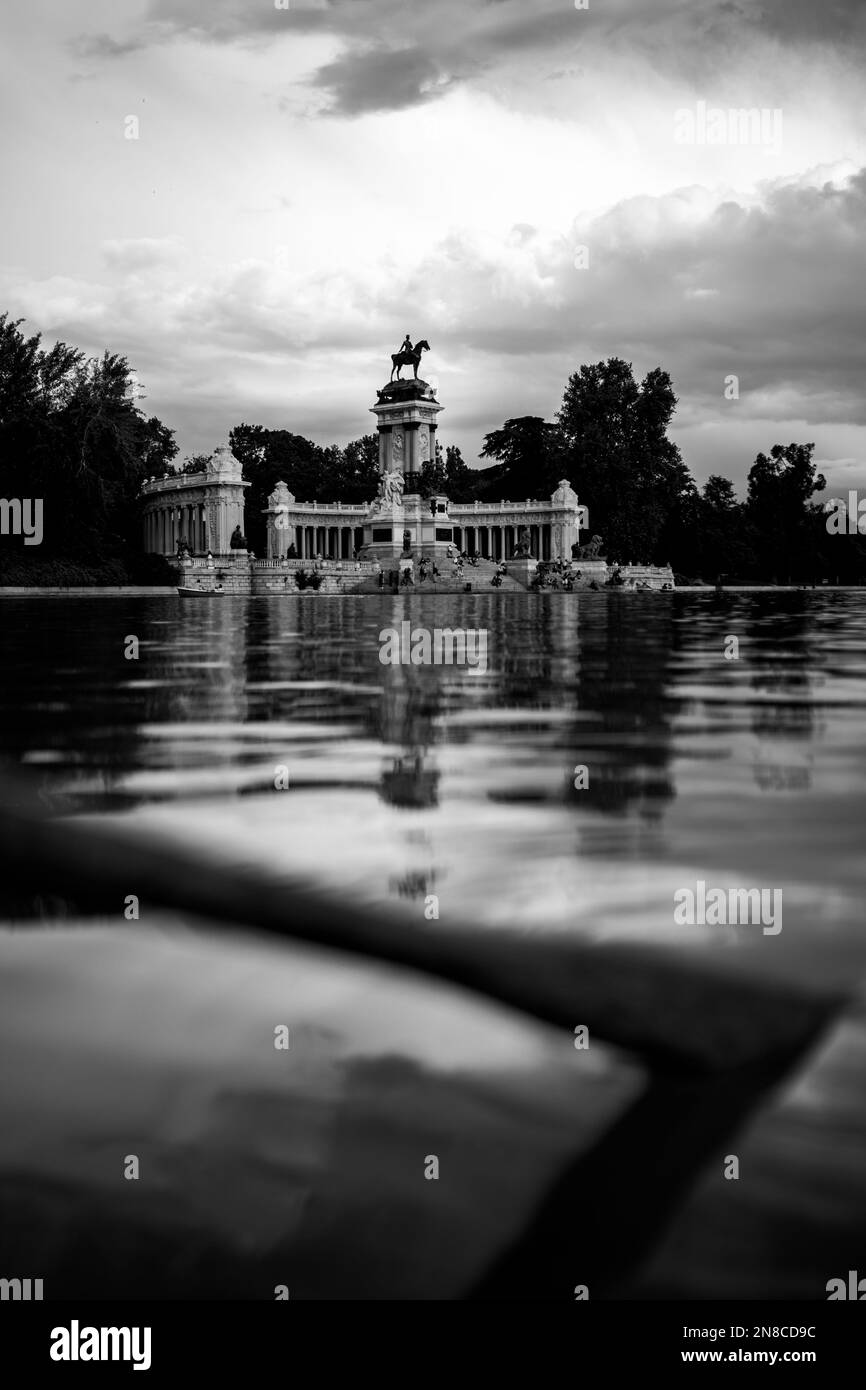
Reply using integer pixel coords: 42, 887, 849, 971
351, 556, 528, 595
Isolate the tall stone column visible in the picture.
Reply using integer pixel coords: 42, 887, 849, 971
370, 378, 443, 489
378, 426, 392, 472
404, 422, 420, 479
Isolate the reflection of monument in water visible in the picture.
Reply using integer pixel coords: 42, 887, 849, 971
377, 598, 441, 810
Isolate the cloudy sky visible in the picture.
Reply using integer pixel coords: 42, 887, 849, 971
2, 0, 865, 495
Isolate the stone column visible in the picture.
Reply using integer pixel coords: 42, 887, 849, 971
378, 426, 392, 473
404, 422, 420, 481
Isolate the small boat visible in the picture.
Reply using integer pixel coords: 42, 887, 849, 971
177, 585, 225, 597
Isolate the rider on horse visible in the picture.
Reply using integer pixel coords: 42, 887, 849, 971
390, 335, 430, 382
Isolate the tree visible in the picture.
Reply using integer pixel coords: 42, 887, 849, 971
690, 475, 755, 581
332, 434, 380, 503
703, 475, 738, 512
418, 457, 448, 496
228, 424, 326, 554
0, 314, 176, 572
746, 443, 826, 582
443, 444, 476, 501
177, 453, 212, 476
557, 359, 693, 563
479, 416, 564, 500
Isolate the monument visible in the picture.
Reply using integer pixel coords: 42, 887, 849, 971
360, 339, 445, 563
141, 442, 250, 556
141, 338, 675, 590
256, 338, 590, 566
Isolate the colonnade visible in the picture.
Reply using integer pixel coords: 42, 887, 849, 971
452, 522, 553, 562
144, 501, 208, 555
269, 518, 558, 561
286, 524, 366, 560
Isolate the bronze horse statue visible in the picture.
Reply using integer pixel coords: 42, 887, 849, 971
390, 339, 430, 382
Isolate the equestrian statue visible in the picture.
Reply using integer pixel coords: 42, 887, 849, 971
390, 336, 431, 382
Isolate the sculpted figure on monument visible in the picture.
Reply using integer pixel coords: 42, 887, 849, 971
380, 469, 405, 507
268, 480, 294, 510
390, 337, 431, 382
575, 534, 604, 559
230, 524, 248, 550
207, 445, 243, 481
514, 526, 533, 558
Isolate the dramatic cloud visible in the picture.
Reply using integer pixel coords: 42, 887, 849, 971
2, 0, 863, 491
70, 0, 866, 115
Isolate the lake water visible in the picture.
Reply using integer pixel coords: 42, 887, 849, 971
1, 591, 865, 1298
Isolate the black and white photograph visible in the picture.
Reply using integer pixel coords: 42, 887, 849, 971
1, 0, 865, 1358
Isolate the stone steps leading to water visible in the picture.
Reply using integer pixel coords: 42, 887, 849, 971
351, 557, 527, 594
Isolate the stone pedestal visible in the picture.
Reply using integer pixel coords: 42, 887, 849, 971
370, 378, 443, 492
364, 501, 410, 562
508, 557, 539, 589
571, 560, 609, 588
